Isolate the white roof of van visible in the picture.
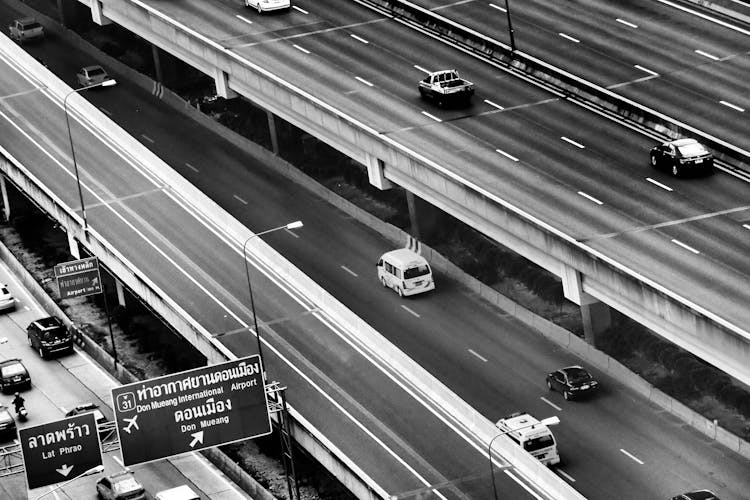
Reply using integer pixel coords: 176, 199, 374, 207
155, 485, 199, 500
381, 248, 429, 267
496, 413, 549, 438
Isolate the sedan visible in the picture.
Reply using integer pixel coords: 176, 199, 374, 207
0, 359, 31, 393
650, 138, 713, 177
546, 365, 598, 400
0, 283, 14, 312
244, 0, 291, 13
76, 64, 110, 88
96, 471, 146, 500
670, 490, 720, 500
0, 406, 16, 441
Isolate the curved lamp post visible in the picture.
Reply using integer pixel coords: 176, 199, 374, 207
242, 220, 303, 380
488, 415, 560, 500
63, 78, 116, 234
35, 464, 104, 500
504, 0, 516, 53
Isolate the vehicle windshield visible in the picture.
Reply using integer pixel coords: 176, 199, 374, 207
565, 368, 591, 383
88, 68, 105, 76
1, 364, 25, 378
23, 22, 41, 29
677, 142, 707, 157
113, 477, 142, 495
523, 434, 555, 453
404, 264, 430, 279
42, 326, 68, 341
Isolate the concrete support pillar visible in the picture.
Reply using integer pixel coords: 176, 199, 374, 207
406, 192, 441, 242
67, 232, 80, 259
115, 280, 126, 307
214, 68, 238, 99
267, 111, 279, 155
152, 45, 164, 83
90, 1, 112, 26
561, 264, 611, 345
365, 153, 392, 190
0, 176, 9, 222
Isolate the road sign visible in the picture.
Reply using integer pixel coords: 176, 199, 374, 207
53, 256, 102, 299
112, 355, 271, 466
19, 413, 103, 489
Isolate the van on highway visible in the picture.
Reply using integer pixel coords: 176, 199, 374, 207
154, 485, 200, 500
376, 248, 434, 297
495, 412, 560, 466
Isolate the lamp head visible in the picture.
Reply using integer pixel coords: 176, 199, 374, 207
101, 79, 117, 87
286, 221, 303, 230
539, 416, 560, 427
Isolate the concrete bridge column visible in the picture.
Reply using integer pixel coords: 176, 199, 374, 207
0, 176, 9, 222
214, 68, 238, 99
67, 232, 80, 259
406, 192, 441, 243
365, 153, 392, 190
115, 280, 126, 307
267, 111, 279, 155
562, 265, 611, 346
89, 0, 112, 26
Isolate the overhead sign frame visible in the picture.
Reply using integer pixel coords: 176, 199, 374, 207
53, 256, 103, 299
112, 355, 271, 466
19, 413, 103, 490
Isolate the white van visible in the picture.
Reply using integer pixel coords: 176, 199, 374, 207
495, 412, 560, 466
376, 248, 435, 297
154, 485, 200, 500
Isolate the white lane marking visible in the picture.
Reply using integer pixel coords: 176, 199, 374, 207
655, 0, 750, 36
467, 349, 487, 362
646, 177, 673, 191
695, 49, 719, 60
293, 5, 308, 14
284, 228, 300, 238
489, 3, 507, 13
671, 239, 700, 254
484, 99, 505, 110
350, 34, 369, 44
421, 111, 442, 122
113, 455, 124, 467
99, 107, 112, 116
401, 305, 421, 317
293, 44, 310, 54
743, 223, 750, 231
620, 448, 644, 465
185, 162, 199, 173
236, 15, 253, 25
540, 396, 562, 411
232, 194, 247, 205
561, 136, 585, 148
414, 64, 432, 74
24, 305, 30, 311
557, 468, 576, 482
141, 134, 154, 144
341, 265, 358, 277
634, 64, 658, 76
559, 33, 580, 43
616, 18, 638, 28
578, 191, 603, 205
495, 148, 519, 162
720, 100, 745, 112
355, 76, 374, 87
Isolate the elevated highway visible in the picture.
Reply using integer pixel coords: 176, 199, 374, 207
65, 0, 750, 386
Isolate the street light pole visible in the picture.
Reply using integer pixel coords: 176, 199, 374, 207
242, 221, 303, 380
63, 79, 116, 235
488, 415, 560, 500
504, 0, 516, 53
34, 464, 104, 500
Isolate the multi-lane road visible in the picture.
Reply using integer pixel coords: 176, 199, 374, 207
1, 0, 749, 498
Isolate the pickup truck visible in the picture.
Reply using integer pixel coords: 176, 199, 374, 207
8, 18, 44, 44
418, 69, 474, 107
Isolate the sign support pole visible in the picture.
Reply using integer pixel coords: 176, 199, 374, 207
102, 284, 118, 366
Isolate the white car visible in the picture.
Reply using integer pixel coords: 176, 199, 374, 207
0, 284, 14, 312
244, 0, 291, 13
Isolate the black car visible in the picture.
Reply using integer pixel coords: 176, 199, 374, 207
96, 470, 146, 500
546, 365, 598, 401
670, 490, 720, 500
0, 405, 17, 441
650, 138, 713, 177
65, 402, 108, 435
0, 359, 31, 393
27, 316, 73, 358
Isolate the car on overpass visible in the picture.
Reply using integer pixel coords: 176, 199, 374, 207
670, 490, 720, 500
649, 138, 713, 177
96, 470, 147, 500
244, 0, 291, 13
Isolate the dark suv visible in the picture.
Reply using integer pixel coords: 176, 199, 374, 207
27, 316, 73, 358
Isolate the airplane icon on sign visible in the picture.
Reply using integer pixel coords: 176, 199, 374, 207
122, 415, 139, 434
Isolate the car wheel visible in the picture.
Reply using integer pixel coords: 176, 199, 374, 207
671, 164, 680, 177
563, 391, 571, 401
546, 379, 553, 390
38, 347, 45, 359
397, 286, 404, 297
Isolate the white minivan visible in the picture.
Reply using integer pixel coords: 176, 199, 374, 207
155, 485, 200, 500
376, 248, 435, 297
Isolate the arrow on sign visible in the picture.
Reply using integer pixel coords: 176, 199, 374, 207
189, 431, 204, 448
56, 464, 74, 477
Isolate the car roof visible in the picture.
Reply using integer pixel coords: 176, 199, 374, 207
683, 490, 718, 500
668, 138, 699, 147
32, 316, 64, 329
381, 248, 430, 267
17, 17, 38, 23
